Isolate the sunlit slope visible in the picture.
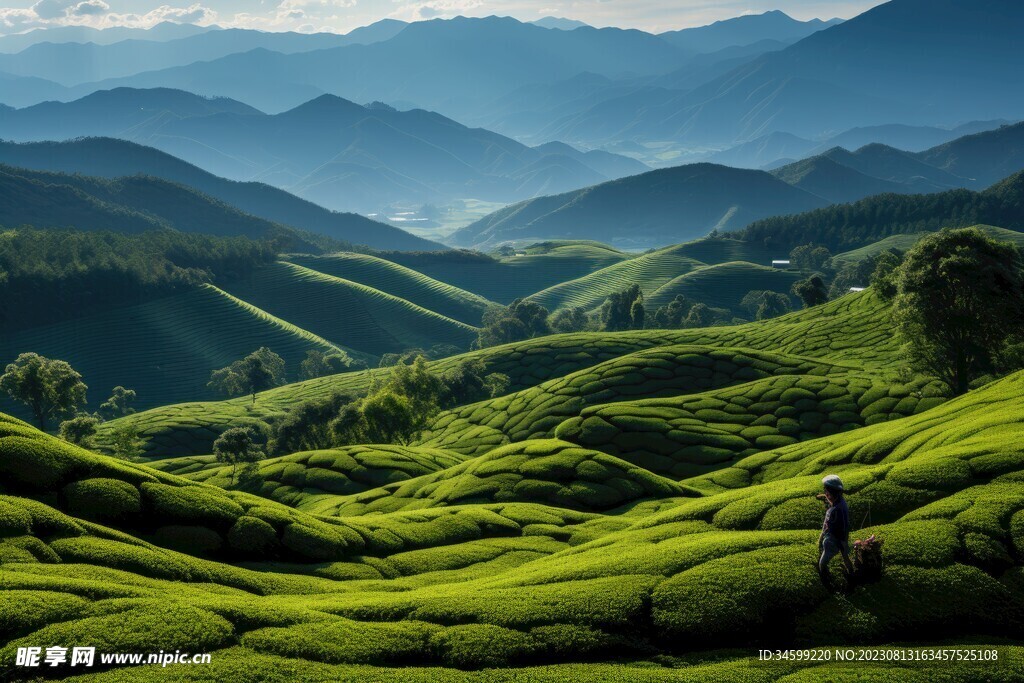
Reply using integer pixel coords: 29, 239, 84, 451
385, 241, 628, 303
829, 224, 1024, 269
285, 252, 494, 326
529, 243, 707, 311
155, 444, 465, 508
96, 291, 900, 458
4, 373, 1024, 678
305, 439, 693, 517
221, 261, 479, 356
0, 284, 344, 418
646, 261, 804, 313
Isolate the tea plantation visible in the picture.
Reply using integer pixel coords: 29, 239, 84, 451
4, 268, 1024, 680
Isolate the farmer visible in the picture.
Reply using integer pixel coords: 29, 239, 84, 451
817, 474, 854, 590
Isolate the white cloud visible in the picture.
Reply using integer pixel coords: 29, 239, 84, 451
390, 0, 484, 22
71, 0, 110, 16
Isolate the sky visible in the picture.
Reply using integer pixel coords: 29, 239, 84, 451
0, 0, 886, 36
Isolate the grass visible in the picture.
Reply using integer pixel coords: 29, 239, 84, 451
220, 261, 479, 357
646, 261, 804, 314
0, 284, 345, 419
284, 252, 495, 326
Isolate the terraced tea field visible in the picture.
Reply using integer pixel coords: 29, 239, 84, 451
3, 361, 1024, 680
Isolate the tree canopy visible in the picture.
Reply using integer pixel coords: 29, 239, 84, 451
0, 352, 87, 432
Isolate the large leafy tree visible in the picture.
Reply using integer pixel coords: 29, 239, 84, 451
298, 350, 354, 381
208, 348, 286, 404
740, 290, 792, 321
600, 284, 645, 331
893, 228, 1024, 395
59, 415, 100, 448
0, 353, 87, 431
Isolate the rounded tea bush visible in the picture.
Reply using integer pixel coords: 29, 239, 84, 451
150, 525, 224, 556
63, 478, 141, 522
228, 516, 279, 554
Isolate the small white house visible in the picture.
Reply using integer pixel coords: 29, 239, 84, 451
850, 287, 867, 293
771, 260, 791, 269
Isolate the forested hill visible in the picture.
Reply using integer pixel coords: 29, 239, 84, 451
733, 170, 1024, 251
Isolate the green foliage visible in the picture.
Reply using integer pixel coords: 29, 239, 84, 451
0, 352, 87, 432
789, 244, 833, 272
208, 347, 286, 403
892, 228, 1024, 394
649, 295, 694, 329
736, 171, 1024, 251
213, 428, 265, 485
98, 386, 137, 421
549, 307, 594, 334
740, 290, 792, 321
108, 423, 144, 461
62, 478, 141, 523
478, 299, 551, 348
599, 284, 645, 332
792, 275, 829, 308
0, 228, 277, 331
271, 392, 354, 455
298, 350, 355, 381
59, 415, 100, 448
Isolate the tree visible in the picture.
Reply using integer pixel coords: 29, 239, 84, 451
0, 353, 88, 432
650, 295, 694, 329
477, 300, 550, 347
892, 228, 1024, 395
870, 250, 903, 300
331, 356, 445, 446
59, 415, 100, 448
549, 307, 593, 334
99, 386, 137, 420
208, 348, 286, 403
213, 427, 265, 484
790, 243, 832, 272
109, 423, 145, 461
298, 350, 353, 381
684, 303, 713, 328
792, 275, 829, 308
600, 285, 644, 331
272, 393, 354, 455
484, 373, 511, 398
740, 290, 792, 321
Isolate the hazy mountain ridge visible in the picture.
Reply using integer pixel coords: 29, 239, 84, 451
0, 137, 443, 251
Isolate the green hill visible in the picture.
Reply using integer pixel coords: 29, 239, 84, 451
384, 243, 628, 303
645, 261, 803, 313
829, 224, 1024, 269
97, 291, 901, 459
735, 170, 1024, 252
155, 445, 465, 509
450, 163, 828, 251
221, 261, 479, 357
529, 243, 706, 311
0, 138, 443, 251
284, 252, 494, 326
0, 284, 346, 419
0, 164, 329, 252
3, 366, 1024, 678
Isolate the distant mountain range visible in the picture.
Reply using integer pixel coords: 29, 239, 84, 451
451, 121, 1024, 249
448, 163, 828, 250
710, 121, 1013, 169
0, 137, 441, 251
547, 0, 1024, 147
658, 10, 841, 53
0, 21, 409, 87
0, 88, 649, 214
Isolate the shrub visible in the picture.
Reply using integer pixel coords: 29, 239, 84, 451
228, 516, 279, 555
62, 478, 141, 522
150, 525, 224, 556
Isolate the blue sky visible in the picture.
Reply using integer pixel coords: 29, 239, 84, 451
0, 0, 885, 35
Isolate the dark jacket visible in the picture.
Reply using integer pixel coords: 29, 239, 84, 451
823, 496, 850, 544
